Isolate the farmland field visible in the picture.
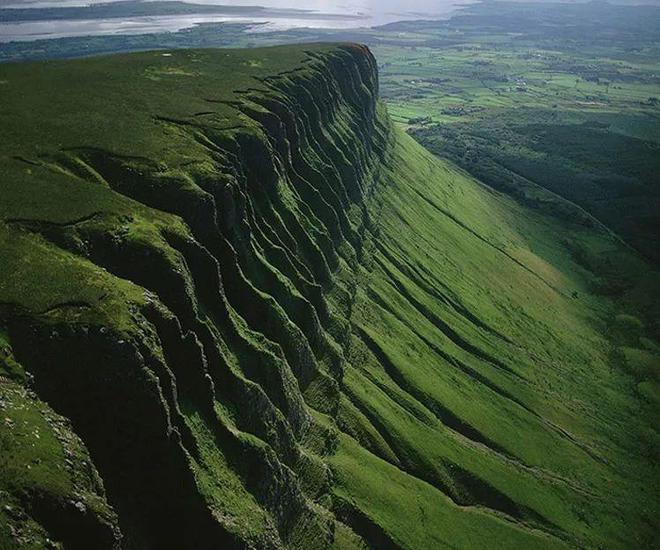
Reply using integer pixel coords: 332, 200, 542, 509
362, 3, 660, 264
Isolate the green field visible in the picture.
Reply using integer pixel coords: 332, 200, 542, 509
0, 40, 658, 548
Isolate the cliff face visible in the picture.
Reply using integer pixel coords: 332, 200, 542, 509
0, 45, 657, 549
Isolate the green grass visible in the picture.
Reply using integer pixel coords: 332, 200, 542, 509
0, 42, 658, 548
328, 128, 658, 548
0, 377, 119, 548
355, 3, 660, 264
330, 435, 566, 550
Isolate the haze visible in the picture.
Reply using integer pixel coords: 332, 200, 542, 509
0, 0, 471, 42
1, 0, 466, 20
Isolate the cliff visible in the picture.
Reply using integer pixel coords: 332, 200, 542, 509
0, 44, 657, 549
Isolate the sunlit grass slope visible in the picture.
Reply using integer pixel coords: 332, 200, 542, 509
332, 128, 659, 549
0, 45, 657, 549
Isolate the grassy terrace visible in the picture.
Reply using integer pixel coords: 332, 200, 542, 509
0, 43, 658, 548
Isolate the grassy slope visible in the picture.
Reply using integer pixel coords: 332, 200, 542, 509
0, 376, 120, 549
365, 2, 660, 264
331, 127, 658, 548
0, 45, 657, 548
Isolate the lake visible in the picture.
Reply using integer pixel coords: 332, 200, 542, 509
0, 0, 471, 42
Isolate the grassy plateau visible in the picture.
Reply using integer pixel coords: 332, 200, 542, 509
0, 38, 658, 549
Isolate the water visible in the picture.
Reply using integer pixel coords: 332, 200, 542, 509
0, 0, 470, 43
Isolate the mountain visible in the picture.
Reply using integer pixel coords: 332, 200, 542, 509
0, 44, 657, 549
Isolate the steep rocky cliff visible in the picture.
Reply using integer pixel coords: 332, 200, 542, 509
1, 44, 657, 549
